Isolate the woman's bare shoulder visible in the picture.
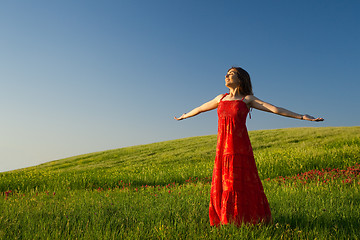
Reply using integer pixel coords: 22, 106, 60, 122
215, 93, 226, 103
243, 94, 257, 103
244, 95, 263, 107
217, 93, 226, 98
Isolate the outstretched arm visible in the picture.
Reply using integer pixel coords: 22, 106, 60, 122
174, 94, 224, 120
246, 95, 324, 121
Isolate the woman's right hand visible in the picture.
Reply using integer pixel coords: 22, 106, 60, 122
174, 113, 187, 121
174, 94, 224, 121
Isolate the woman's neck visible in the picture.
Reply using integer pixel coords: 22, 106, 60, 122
228, 87, 242, 97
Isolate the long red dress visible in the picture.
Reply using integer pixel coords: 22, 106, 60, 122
209, 93, 272, 226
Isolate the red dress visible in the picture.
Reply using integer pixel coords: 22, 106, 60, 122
209, 93, 272, 226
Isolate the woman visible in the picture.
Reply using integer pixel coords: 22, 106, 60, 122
174, 67, 324, 226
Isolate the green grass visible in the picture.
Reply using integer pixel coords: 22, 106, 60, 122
1, 126, 360, 239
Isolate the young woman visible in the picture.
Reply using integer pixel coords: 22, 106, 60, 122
174, 67, 324, 226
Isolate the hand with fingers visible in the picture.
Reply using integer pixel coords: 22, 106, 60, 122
174, 113, 186, 121
302, 114, 324, 122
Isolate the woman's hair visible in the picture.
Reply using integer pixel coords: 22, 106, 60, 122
228, 67, 254, 95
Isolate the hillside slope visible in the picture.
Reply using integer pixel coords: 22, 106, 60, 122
1, 126, 359, 192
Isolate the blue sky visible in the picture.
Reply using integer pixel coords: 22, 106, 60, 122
1, 0, 359, 172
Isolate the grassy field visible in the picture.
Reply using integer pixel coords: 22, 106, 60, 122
1, 126, 360, 239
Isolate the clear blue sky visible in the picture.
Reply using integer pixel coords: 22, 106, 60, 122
1, 1, 359, 172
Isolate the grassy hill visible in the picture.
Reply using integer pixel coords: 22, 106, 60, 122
1, 126, 360, 239
1, 126, 359, 192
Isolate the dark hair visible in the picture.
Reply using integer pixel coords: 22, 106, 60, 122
228, 67, 253, 95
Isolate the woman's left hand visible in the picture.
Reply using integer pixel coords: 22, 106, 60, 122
302, 114, 324, 122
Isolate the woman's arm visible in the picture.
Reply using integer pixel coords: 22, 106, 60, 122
174, 94, 224, 120
246, 95, 324, 121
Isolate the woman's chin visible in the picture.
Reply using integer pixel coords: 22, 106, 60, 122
225, 82, 233, 88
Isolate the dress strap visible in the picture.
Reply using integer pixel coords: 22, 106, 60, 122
219, 93, 228, 102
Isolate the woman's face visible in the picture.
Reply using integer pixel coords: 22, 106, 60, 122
225, 69, 240, 88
